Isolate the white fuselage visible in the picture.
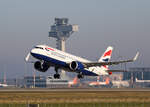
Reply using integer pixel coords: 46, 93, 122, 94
0, 83, 8, 87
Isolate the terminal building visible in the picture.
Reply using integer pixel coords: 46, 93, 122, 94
123, 67, 150, 87
123, 67, 150, 80
46, 76, 68, 88
24, 76, 69, 88
24, 76, 46, 88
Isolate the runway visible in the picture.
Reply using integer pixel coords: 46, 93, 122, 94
0, 88, 150, 92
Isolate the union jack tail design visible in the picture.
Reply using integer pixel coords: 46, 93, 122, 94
98, 46, 113, 70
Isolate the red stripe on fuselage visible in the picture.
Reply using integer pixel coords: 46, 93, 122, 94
47, 47, 54, 51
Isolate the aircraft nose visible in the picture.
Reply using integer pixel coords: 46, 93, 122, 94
30, 49, 37, 55
30, 49, 34, 54
30, 48, 39, 58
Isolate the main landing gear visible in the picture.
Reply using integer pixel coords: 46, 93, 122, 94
54, 74, 60, 79
77, 73, 84, 79
54, 67, 60, 79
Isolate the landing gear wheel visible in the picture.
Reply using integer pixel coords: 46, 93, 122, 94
54, 74, 60, 79
54, 67, 60, 79
77, 74, 84, 79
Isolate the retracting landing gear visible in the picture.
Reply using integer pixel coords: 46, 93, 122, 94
77, 72, 84, 79
54, 74, 60, 79
54, 67, 60, 79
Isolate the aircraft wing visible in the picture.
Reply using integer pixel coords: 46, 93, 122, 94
83, 52, 139, 68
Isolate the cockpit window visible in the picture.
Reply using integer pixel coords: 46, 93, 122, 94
45, 48, 49, 51
34, 46, 44, 50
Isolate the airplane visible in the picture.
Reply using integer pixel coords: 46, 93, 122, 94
68, 77, 78, 87
0, 83, 15, 87
136, 78, 150, 83
89, 77, 109, 86
25, 45, 139, 79
0, 83, 8, 87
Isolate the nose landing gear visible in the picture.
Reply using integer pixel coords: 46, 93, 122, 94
54, 67, 60, 79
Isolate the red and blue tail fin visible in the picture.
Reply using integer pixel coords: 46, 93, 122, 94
98, 46, 113, 70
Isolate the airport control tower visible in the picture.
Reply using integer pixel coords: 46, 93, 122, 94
49, 18, 78, 51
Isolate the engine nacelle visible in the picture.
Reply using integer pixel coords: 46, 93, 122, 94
69, 61, 84, 71
34, 61, 49, 72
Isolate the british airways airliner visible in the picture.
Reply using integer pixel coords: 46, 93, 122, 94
25, 45, 139, 79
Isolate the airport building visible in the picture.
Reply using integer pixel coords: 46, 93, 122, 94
123, 67, 150, 80
24, 76, 46, 88
46, 76, 68, 88
123, 67, 150, 87
24, 75, 69, 88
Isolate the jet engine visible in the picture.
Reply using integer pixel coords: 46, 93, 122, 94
69, 61, 84, 71
34, 61, 49, 72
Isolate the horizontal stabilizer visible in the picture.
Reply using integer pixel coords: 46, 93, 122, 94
106, 70, 128, 73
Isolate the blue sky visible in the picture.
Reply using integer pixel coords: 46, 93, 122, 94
0, 0, 150, 78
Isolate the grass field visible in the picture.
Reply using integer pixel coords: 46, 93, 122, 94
0, 103, 150, 107
0, 90, 150, 106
